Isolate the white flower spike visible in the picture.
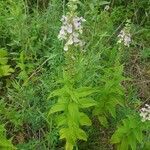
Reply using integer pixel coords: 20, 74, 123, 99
139, 104, 150, 122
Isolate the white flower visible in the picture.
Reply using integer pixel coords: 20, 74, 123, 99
58, 14, 86, 51
117, 28, 131, 47
66, 24, 73, 33
73, 17, 81, 29
64, 44, 69, 51
73, 36, 80, 43
61, 15, 67, 23
104, 5, 110, 11
139, 104, 150, 122
124, 35, 131, 47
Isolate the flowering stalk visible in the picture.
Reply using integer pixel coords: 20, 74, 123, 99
117, 20, 131, 47
48, 1, 96, 150
58, 0, 86, 76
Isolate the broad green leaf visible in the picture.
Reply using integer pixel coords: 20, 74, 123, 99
0, 125, 16, 149
68, 90, 79, 103
65, 142, 73, 150
55, 114, 67, 127
0, 65, 14, 77
79, 98, 97, 108
75, 87, 98, 98
111, 127, 128, 144
0, 49, 8, 65
59, 128, 76, 145
111, 132, 121, 144
128, 132, 136, 150
134, 128, 143, 143
99, 1, 110, 6
59, 128, 69, 140
76, 128, 87, 141
106, 103, 116, 118
120, 138, 128, 150
48, 88, 65, 99
79, 112, 92, 126
68, 102, 79, 124
49, 102, 66, 115
98, 115, 108, 128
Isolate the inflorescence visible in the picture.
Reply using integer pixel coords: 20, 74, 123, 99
58, 0, 85, 51
117, 28, 131, 47
139, 104, 150, 122
58, 15, 86, 51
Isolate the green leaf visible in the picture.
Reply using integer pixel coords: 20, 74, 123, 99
79, 98, 97, 108
49, 102, 66, 115
120, 138, 128, 150
98, 115, 108, 128
68, 102, 79, 124
76, 128, 87, 141
0, 65, 14, 77
111, 132, 121, 144
0, 125, 16, 149
106, 103, 116, 118
134, 128, 143, 143
111, 127, 128, 144
65, 142, 74, 150
0, 49, 8, 65
55, 114, 67, 127
79, 112, 92, 126
128, 132, 136, 150
48, 88, 65, 99
75, 87, 98, 98
99, 1, 110, 6
59, 128, 76, 145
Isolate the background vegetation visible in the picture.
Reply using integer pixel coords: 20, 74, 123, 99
0, 0, 149, 150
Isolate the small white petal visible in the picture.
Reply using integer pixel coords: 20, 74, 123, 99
66, 24, 73, 33
64, 44, 68, 51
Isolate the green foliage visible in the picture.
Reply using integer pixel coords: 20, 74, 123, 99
93, 62, 125, 127
0, 48, 14, 77
111, 115, 149, 150
0, 124, 16, 150
48, 71, 97, 149
0, 0, 149, 149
